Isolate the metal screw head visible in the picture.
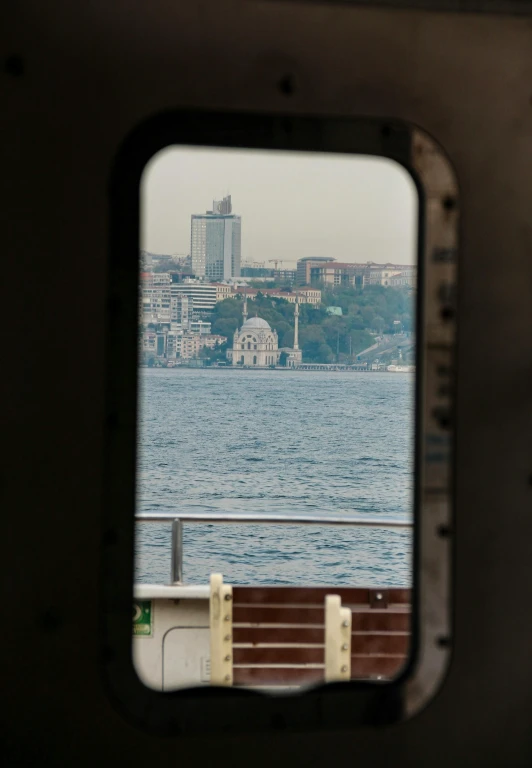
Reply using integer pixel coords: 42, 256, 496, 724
341, 665, 348, 673
342, 620, 350, 628
224, 674, 231, 682
224, 593, 232, 601
225, 655, 231, 662
224, 615, 231, 621
224, 634, 231, 642
342, 643, 349, 651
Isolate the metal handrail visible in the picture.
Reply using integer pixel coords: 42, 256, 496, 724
134, 512, 413, 584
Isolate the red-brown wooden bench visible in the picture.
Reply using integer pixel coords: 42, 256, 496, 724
213, 584, 411, 688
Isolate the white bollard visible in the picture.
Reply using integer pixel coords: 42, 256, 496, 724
324, 594, 352, 682
209, 573, 233, 686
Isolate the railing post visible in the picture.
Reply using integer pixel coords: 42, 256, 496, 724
209, 573, 233, 686
171, 518, 183, 584
325, 594, 352, 682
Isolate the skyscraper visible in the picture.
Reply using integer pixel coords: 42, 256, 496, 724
191, 195, 241, 280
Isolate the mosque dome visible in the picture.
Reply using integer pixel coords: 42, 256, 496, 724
241, 317, 272, 330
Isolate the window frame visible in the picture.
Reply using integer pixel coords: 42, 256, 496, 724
103, 109, 457, 735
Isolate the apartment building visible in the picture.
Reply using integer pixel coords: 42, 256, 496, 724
140, 272, 171, 324
171, 281, 218, 313
231, 287, 322, 306
296, 256, 335, 286
307, 261, 417, 288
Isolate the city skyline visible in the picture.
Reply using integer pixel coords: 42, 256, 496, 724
141, 146, 417, 266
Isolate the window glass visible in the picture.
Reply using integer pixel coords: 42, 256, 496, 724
134, 146, 417, 692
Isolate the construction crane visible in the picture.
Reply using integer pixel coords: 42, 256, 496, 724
268, 259, 283, 270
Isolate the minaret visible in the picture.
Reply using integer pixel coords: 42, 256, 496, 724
293, 293, 299, 351
242, 289, 248, 324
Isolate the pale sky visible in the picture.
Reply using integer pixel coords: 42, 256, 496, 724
141, 146, 417, 266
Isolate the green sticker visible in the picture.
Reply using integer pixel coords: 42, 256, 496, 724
133, 600, 152, 636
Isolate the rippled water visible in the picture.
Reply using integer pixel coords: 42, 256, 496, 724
135, 368, 414, 586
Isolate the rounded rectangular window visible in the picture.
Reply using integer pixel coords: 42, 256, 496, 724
103, 113, 456, 733
135, 144, 417, 691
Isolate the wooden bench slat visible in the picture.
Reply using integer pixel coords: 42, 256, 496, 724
233, 626, 410, 644
233, 627, 325, 643
233, 587, 411, 605
233, 613, 409, 633
233, 647, 408, 665
233, 606, 323, 624
234, 647, 324, 664
233, 667, 324, 685
233, 605, 410, 626
352, 613, 410, 632
233, 655, 405, 685
351, 633, 409, 655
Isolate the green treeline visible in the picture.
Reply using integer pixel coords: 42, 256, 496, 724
209, 285, 414, 364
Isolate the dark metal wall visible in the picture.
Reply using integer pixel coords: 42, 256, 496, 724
2, 1, 531, 765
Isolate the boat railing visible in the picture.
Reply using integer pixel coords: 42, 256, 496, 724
135, 512, 413, 584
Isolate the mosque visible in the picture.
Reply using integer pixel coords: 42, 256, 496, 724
227, 295, 303, 368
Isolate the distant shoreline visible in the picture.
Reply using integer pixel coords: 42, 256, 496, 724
139, 365, 415, 373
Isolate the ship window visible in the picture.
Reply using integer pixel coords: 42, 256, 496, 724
135, 141, 419, 689
104, 112, 456, 734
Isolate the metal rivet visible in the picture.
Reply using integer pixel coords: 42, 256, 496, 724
224, 615, 231, 621
224, 634, 231, 642
375, 593, 382, 600
278, 74, 295, 96
442, 195, 456, 211
341, 665, 348, 673
225, 675, 231, 681
342, 620, 349, 628
224, 594, 232, 601
342, 643, 349, 651
225, 655, 231, 662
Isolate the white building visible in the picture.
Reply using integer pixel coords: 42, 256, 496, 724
191, 196, 241, 281
170, 281, 217, 313
230, 315, 278, 367
140, 272, 171, 325
231, 287, 321, 306
201, 334, 227, 350
170, 290, 191, 328
189, 320, 211, 335
141, 330, 227, 361
228, 295, 303, 368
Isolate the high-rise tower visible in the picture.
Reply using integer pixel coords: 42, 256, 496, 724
190, 195, 241, 280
